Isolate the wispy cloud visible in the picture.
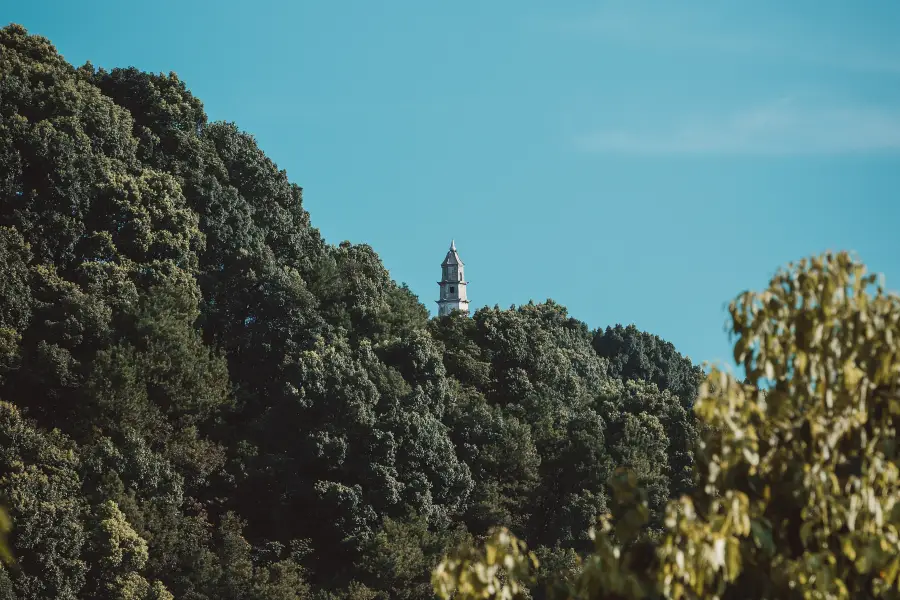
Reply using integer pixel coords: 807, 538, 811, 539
577, 97, 900, 156
551, 5, 900, 75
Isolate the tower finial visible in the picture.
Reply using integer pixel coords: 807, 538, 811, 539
450, 239, 456, 251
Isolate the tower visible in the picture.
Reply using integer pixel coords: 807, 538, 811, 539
437, 240, 469, 317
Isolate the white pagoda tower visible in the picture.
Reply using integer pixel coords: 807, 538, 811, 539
436, 240, 469, 317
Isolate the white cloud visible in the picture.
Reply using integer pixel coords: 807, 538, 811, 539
576, 98, 900, 156
549, 6, 900, 75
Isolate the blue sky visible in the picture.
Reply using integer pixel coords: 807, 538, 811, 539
7, 0, 900, 367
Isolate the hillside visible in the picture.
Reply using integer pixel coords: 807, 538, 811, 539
0, 24, 702, 600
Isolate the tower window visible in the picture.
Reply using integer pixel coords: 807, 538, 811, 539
449, 286, 455, 293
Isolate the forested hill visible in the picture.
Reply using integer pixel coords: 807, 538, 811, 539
0, 24, 702, 600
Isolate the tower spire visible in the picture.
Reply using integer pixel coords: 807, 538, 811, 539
436, 240, 469, 317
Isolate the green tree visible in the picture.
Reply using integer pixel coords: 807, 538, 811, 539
592, 324, 703, 408
0, 402, 87, 599
356, 512, 470, 600
0, 508, 11, 566
444, 387, 541, 536
83, 500, 174, 600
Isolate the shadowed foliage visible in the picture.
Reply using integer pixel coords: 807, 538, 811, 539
0, 24, 703, 599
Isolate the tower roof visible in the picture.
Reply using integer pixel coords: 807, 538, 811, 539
441, 240, 464, 266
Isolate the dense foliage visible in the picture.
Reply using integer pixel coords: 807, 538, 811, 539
434, 252, 900, 600
0, 25, 703, 599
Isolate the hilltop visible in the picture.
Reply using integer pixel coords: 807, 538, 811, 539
0, 24, 700, 600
